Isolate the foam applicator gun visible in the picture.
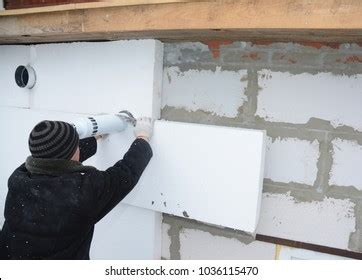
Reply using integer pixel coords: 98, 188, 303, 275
72, 110, 136, 139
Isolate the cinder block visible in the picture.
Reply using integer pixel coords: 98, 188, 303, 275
324, 53, 362, 65
271, 52, 321, 67
329, 139, 362, 190
31, 40, 163, 118
350, 43, 362, 51
223, 50, 270, 65
246, 41, 289, 50
257, 193, 356, 250
264, 137, 320, 185
161, 223, 171, 259
256, 70, 362, 132
164, 42, 217, 65
179, 229, 276, 260
0, 45, 30, 108
162, 66, 248, 118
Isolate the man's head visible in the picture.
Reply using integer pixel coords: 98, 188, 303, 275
28, 120, 80, 161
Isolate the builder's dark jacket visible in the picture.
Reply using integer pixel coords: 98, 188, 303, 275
0, 137, 152, 260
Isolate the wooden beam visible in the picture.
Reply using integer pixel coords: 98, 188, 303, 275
4, 0, 94, 11
1, 1, 362, 44
1, 0, 200, 15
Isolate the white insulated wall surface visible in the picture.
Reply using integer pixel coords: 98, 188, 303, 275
124, 121, 266, 233
0, 40, 164, 259
31, 41, 162, 118
0, 46, 30, 108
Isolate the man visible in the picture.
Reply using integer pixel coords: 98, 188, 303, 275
0, 117, 153, 259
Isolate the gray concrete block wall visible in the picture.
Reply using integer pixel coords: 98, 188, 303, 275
161, 41, 362, 259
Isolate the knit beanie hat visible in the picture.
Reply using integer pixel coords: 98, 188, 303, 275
28, 120, 79, 160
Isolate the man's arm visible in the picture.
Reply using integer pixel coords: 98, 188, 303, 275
92, 138, 152, 222
89, 117, 154, 222
79, 137, 97, 162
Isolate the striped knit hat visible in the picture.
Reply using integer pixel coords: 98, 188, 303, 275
28, 120, 79, 160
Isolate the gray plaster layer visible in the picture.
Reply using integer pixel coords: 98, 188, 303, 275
164, 41, 362, 76
161, 41, 362, 258
349, 200, 362, 252
163, 214, 255, 259
165, 215, 182, 260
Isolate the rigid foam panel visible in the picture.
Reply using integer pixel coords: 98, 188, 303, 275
130, 121, 266, 233
91, 120, 266, 233
0, 45, 31, 108
90, 204, 161, 260
31, 40, 163, 118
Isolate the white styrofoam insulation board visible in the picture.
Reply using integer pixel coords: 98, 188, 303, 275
0, 40, 163, 118
0, 45, 30, 108
31, 41, 163, 118
128, 121, 266, 233
0, 40, 164, 259
92, 120, 266, 233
